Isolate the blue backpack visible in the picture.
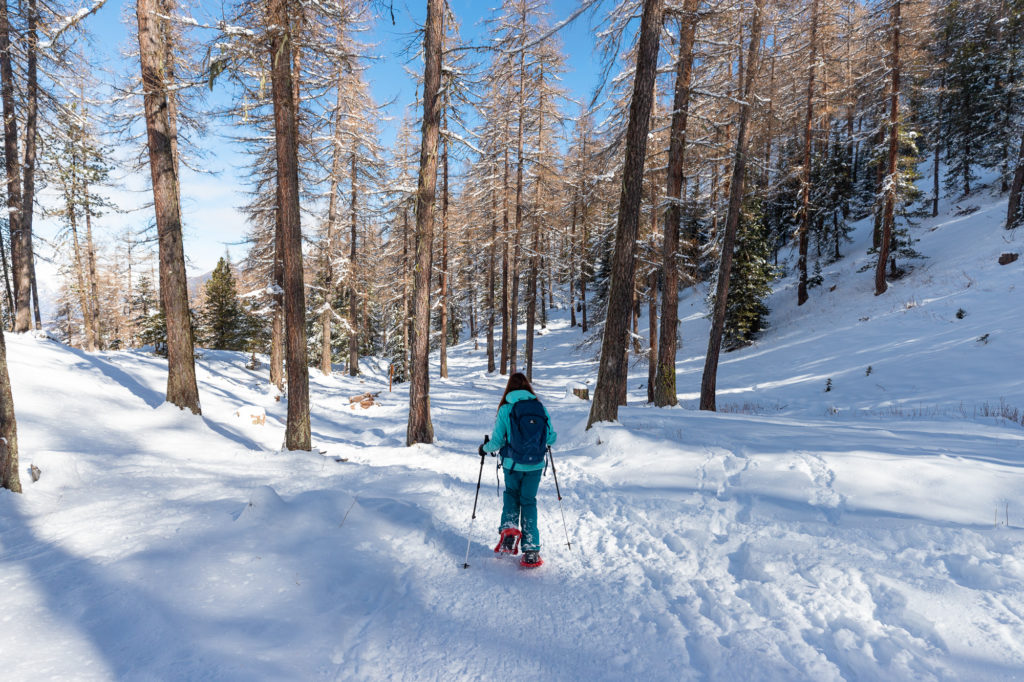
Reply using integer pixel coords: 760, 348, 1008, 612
501, 399, 549, 468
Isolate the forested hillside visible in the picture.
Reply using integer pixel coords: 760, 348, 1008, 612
0, 1, 1020, 484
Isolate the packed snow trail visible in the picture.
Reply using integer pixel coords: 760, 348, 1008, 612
3, 188, 1024, 679
3, 323, 1023, 681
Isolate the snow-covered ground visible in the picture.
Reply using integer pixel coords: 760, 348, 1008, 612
2, 184, 1023, 681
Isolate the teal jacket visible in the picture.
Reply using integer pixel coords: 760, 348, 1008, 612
482, 390, 557, 472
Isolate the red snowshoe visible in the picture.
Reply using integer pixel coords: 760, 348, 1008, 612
494, 528, 522, 555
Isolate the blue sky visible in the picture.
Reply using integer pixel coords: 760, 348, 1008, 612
37, 0, 609, 290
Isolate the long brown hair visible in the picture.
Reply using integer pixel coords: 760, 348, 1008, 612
498, 372, 535, 410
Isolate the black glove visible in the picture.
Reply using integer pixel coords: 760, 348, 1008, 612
478, 443, 487, 457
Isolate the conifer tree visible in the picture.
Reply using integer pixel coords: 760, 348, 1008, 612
199, 257, 248, 351
719, 200, 778, 350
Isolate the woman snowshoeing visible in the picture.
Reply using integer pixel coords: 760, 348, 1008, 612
479, 372, 556, 567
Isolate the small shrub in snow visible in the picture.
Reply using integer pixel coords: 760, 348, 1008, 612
807, 262, 824, 289
866, 365, 873, 376
825, 378, 833, 392
977, 333, 990, 344
977, 399, 1023, 426
956, 308, 966, 319
717, 401, 788, 415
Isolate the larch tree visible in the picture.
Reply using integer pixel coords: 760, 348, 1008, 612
265, 0, 311, 450
653, 0, 701, 407
0, 0, 30, 332
797, 0, 821, 306
136, 0, 201, 414
523, 29, 567, 381
699, 0, 766, 412
407, 0, 444, 446
587, 0, 665, 428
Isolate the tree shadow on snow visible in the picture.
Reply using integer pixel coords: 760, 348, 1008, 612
0, 498, 292, 679
63, 345, 165, 409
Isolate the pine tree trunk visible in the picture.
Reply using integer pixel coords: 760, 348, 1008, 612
321, 118, 342, 377
1007, 130, 1024, 229
402, 204, 410, 373
487, 184, 497, 373
765, 56, 775, 181
469, 265, 477, 343
23, 0, 41, 330
525, 99, 543, 381
875, 0, 900, 297
348, 153, 359, 376
0, 0, 29, 333
271, 225, 285, 389
509, 47, 527, 377
963, 138, 971, 197
798, 0, 819, 307
137, 0, 201, 414
933, 74, 944, 218
654, 0, 698, 407
569, 194, 578, 328
588, 0, 665, 428
509, 220, 520, 375
269, 0, 310, 450
699, 0, 765, 412
632, 285, 641, 355
547, 248, 554, 311
580, 146, 589, 334
647, 270, 657, 403
67, 174, 96, 352
84, 180, 101, 348
500, 144, 510, 375
0, 325, 19, 492
581, 277, 588, 333
0, 235, 12, 329
439, 127, 449, 379
406, 0, 442, 446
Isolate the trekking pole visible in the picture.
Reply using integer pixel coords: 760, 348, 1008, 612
462, 435, 489, 569
547, 446, 573, 551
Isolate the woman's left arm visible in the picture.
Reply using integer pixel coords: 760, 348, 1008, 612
482, 405, 509, 453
